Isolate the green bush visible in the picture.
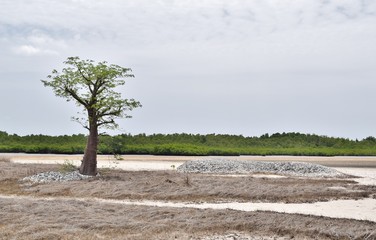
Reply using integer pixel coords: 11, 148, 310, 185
1, 131, 376, 156
59, 160, 77, 173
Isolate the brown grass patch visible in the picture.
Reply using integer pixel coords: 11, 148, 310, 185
0, 179, 23, 195
17, 169, 374, 203
0, 196, 375, 240
1, 161, 375, 239
0, 156, 10, 163
0, 161, 374, 203
0, 161, 59, 181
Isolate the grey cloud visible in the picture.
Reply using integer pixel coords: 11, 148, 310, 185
0, 0, 376, 139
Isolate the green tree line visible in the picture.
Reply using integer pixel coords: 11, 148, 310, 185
1, 131, 376, 156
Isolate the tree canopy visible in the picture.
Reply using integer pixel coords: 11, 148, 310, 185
41, 57, 141, 175
42, 56, 141, 130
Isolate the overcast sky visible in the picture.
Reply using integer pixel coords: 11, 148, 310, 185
1, 0, 376, 139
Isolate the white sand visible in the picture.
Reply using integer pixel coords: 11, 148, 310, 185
8, 154, 376, 184
6, 153, 376, 165
10, 158, 185, 171
334, 167, 376, 185
89, 197, 376, 222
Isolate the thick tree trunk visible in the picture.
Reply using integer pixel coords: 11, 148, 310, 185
80, 123, 98, 176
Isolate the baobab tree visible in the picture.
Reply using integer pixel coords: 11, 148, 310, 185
42, 56, 141, 176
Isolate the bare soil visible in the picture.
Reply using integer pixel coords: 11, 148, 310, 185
1, 161, 376, 239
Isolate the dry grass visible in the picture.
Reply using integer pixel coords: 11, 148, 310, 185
1, 161, 376, 239
0, 196, 375, 240
18, 169, 375, 203
0, 161, 60, 195
1, 161, 375, 203
0, 156, 10, 163
0, 161, 59, 181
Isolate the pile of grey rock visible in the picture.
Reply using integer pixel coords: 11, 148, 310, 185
177, 159, 345, 178
21, 171, 93, 183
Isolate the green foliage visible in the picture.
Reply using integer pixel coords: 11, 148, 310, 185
113, 154, 124, 160
1, 131, 376, 156
41, 56, 141, 130
59, 160, 77, 173
0, 133, 86, 154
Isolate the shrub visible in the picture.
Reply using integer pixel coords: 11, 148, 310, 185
59, 160, 77, 173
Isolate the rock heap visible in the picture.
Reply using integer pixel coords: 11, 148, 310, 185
177, 159, 345, 178
22, 171, 93, 183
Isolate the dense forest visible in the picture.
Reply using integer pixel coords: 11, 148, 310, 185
0, 131, 376, 156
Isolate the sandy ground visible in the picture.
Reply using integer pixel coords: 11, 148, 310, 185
6, 153, 376, 185
5, 153, 376, 166
334, 167, 376, 185
6, 153, 187, 171
1, 156, 376, 239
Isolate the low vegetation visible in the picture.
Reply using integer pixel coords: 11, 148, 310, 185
1, 161, 375, 204
2, 196, 376, 240
58, 160, 78, 173
1, 131, 376, 156
0, 161, 375, 239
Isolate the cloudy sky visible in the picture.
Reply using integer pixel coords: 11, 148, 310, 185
1, 0, 376, 139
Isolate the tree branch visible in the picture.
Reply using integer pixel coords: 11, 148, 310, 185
95, 78, 107, 95
97, 104, 123, 118
70, 58, 95, 94
97, 119, 115, 127
65, 87, 88, 107
98, 110, 121, 118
